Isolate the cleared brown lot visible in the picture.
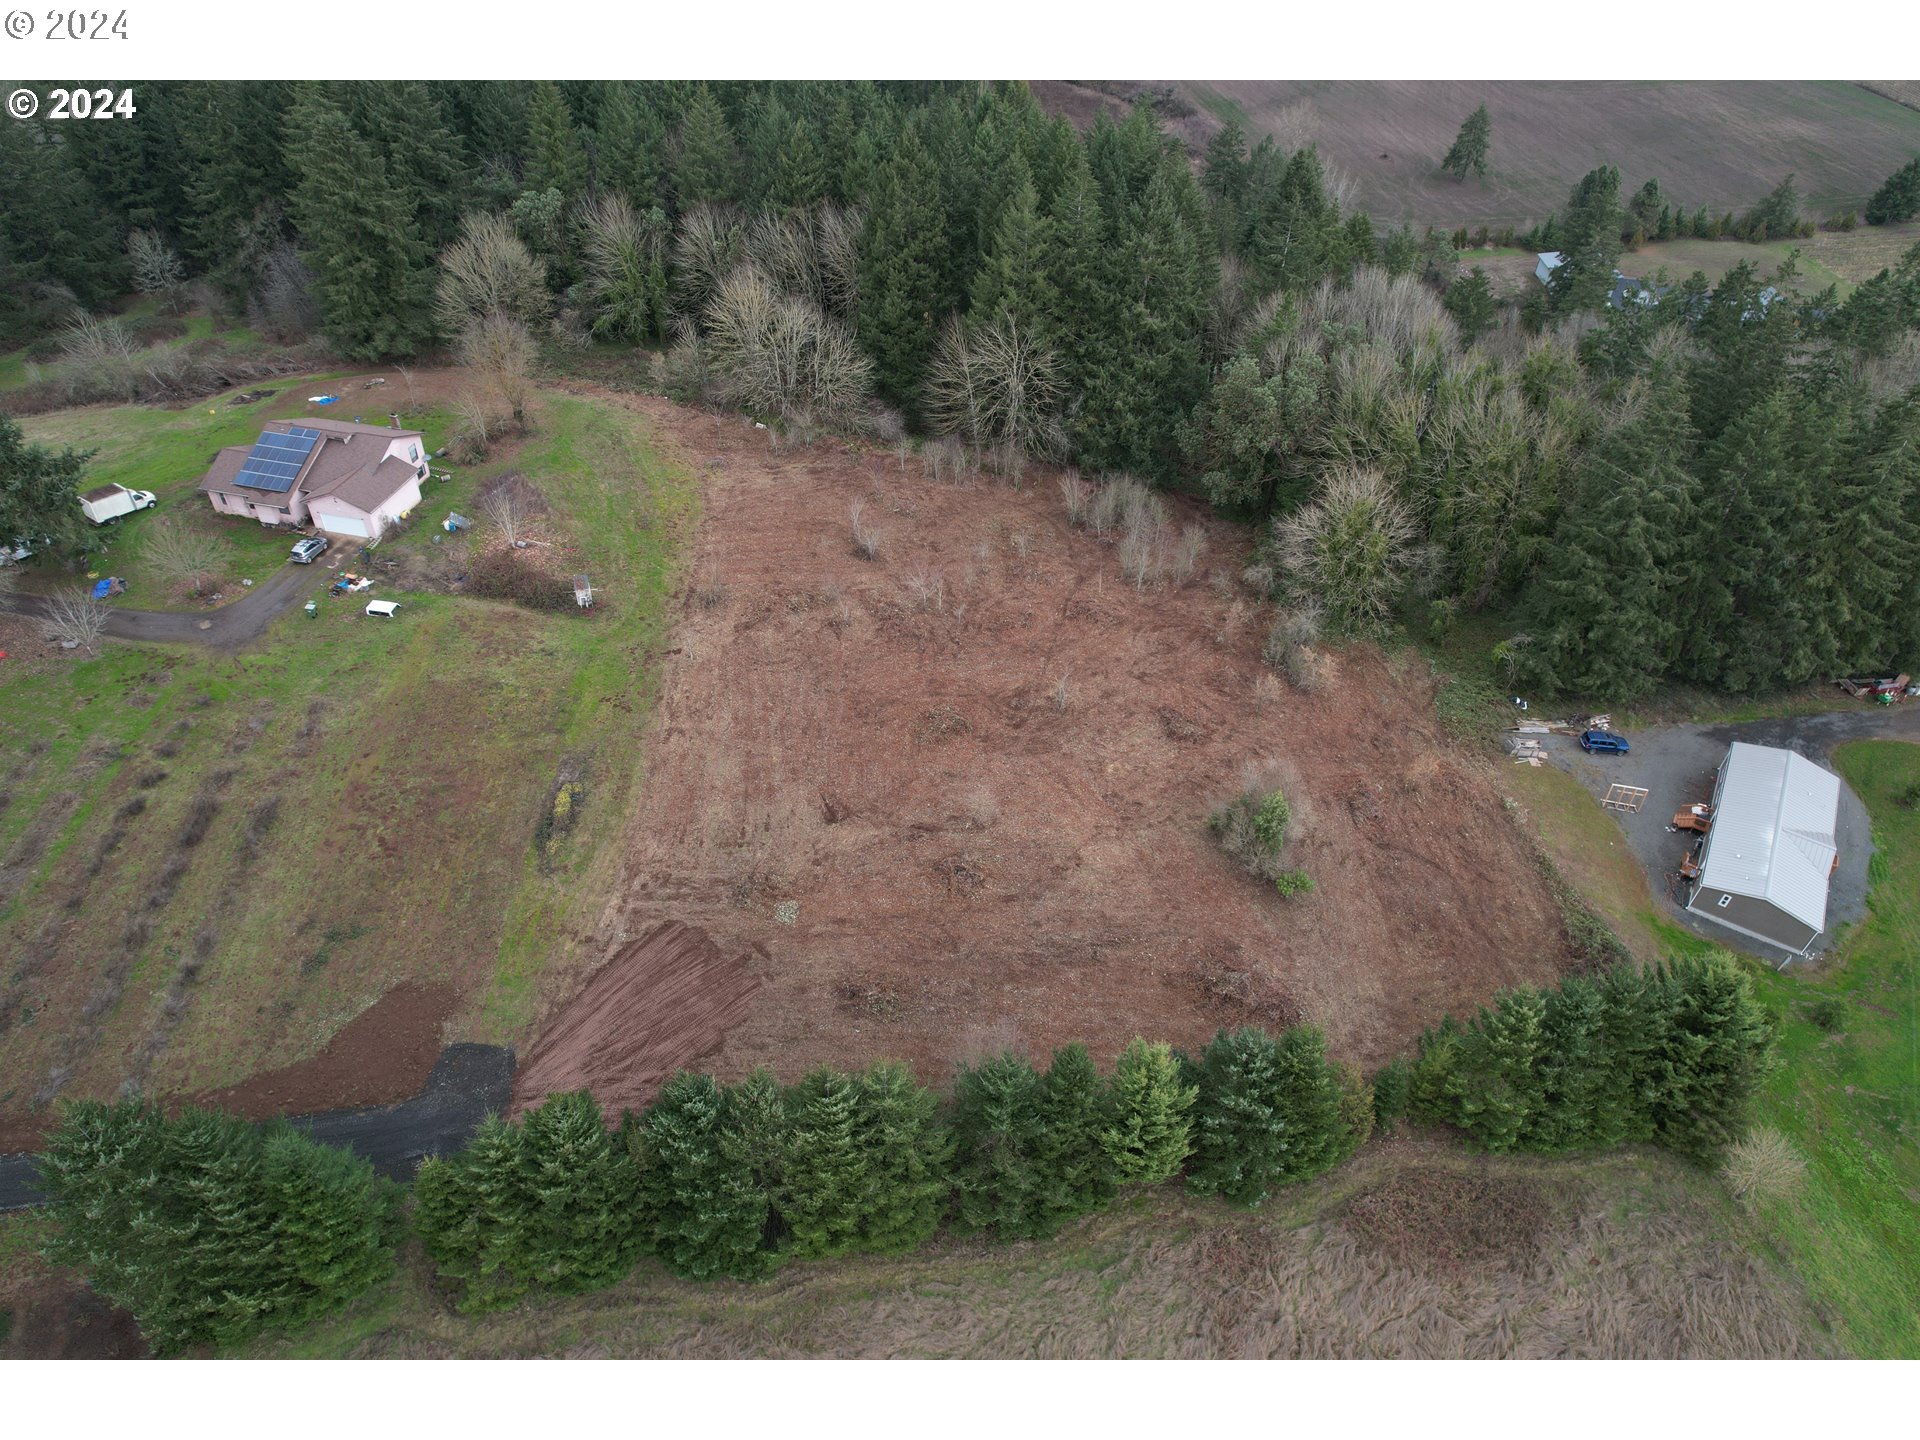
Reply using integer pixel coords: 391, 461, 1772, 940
514, 392, 1581, 1109
1167, 81, 1920, 227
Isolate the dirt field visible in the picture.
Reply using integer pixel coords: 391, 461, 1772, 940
508, 394, 1580, 1115
1150, 82, 1920, 228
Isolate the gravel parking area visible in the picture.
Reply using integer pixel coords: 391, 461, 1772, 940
1535, 706, 1920, 963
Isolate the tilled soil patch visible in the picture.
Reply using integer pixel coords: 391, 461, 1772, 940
191, 981, 457, 1123
512, 921, 759, 1119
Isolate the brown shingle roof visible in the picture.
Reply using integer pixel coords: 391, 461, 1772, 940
315, 455, 421, 513
196, 445, 256, 498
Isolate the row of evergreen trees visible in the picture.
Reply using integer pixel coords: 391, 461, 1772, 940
38, 956, 1778, 1349
1403, 951, 1776, 1160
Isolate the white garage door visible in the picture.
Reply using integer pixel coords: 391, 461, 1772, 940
317, 513, 371, 538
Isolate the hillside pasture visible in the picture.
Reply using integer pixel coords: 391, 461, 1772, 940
1177, 81, 1920, 228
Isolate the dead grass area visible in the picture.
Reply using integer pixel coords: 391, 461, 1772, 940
1158, 81, 1920, 227
526, 395, 1578, 1104
234, 1140, 1830, 1359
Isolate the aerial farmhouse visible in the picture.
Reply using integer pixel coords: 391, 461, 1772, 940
198, 416, 428, 543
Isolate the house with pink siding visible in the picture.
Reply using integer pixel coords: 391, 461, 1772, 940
198, 417, 429, 543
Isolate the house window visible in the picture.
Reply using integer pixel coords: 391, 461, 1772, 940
1717, 894, 1732, 908
409, 443, 420, 462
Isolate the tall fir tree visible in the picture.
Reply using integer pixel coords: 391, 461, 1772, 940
1187, 1026, 1350, 1206
1646, 953, 1776, 1160
594, 82, 667, 208
1521, 976, 1613, 1151
857, 120, 948, 416
852, 1060, 954, 1253
781, 1068, 870, 1259
413, 1114, 534, 1312
1100, 1038, 1198, 1185
524, 80, 589, 200
515, 1090, 644, 1295
1549, 165, 1623, 316
1440, 105, 1492, 181
284, 91, 435, 357
631, 1072, 775, 1281
1451, 987, 1547, 1152
948, 1052, 1049, 1238
1032, 1043, 1115, 1231
673, 83, 742, 209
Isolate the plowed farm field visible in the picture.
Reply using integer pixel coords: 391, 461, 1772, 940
518, 393, 1580, 1109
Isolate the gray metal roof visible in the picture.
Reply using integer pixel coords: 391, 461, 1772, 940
1698, 742, 1839, 934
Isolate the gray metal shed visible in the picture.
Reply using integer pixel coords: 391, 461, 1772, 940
1686, 742, 1840, 955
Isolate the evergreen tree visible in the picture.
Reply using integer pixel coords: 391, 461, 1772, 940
1038, 144, 1107, 404
1830, 392, 1920, 667
1740, 174, 1800, 242
0, 416, 94, 557
674, 84, 741, 208
1187, 1026, 1348, 1206
1032, 1043, 1115, 1230
948, 1052, 1049, 1237
0, 115, 126, 327
1440, 105, 1492, 181
773, 117, 828, 210
1100, 1038, 1198, 1185
1250, 146, 1345, 293
284, 92, 435, 357
781, 1068, 869, 1259
594, 82, 667, 208
41, 1101, 397, 1353
1521, 976, 1612, 1151
516, 1089, 644, 1294
525, 80, 589, 200
1521, 360, 1698, 700
1865, 155, 1920, 226
631, 1072, 774, 1281
1451, 988, 1547, 1152
1201, 121, 1251, 250
1594, 964, 1664, 1146
852, 1060, 953, 1253
968, 162, 1056, 336
857, 120, 948, 416
1549, 166, 1623, 315
1647, 952, 1776, 1160
1443, 266, 1499, 343
1370, 1056, 1411, 1129
345, 81, 470, 250
413, 1114, 533, 1312
176, 81, 295, 275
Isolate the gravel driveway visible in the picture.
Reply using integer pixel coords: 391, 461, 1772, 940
2, 563, 316, 649
1534, 704, 1920, 964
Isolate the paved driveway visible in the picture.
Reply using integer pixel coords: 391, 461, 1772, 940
2, 563, 316, 649
1535, 705, 1920, 964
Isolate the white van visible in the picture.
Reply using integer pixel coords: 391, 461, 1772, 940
364, 600, 400, 619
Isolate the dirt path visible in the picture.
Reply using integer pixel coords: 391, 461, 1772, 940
2, 563, 314, 649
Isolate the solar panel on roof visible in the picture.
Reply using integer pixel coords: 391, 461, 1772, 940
235, 426, 321, 494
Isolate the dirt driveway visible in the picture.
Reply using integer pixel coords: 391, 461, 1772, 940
1538, 705, 1920, 961
2, 563, 316, 649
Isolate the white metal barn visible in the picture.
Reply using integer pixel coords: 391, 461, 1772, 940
1685, 742, 1841, 955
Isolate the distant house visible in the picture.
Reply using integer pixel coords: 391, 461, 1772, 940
198, 417, 428, 543
1534, 251, 1565, 285
1607, 273, 1666, 311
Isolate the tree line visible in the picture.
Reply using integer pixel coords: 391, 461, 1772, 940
5, 82, 1919, 696
38, 951, 1774, 1352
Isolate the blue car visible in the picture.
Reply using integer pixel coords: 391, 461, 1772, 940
1580, 729, 1630, 754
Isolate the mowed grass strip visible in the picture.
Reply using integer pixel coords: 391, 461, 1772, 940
0, 387, 693, 1107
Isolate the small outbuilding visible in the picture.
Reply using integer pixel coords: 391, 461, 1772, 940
1686, 741, 1840, 956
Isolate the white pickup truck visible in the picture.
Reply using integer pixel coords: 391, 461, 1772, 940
79, 484, 157, 525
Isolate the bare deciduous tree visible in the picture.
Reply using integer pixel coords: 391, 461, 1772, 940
145, 521, 224, 595
925, 314, 1067, 470
437, 211, 551, 334
59, 313, 140, 403
481, 484, 523, 547
126, 229, 187, 312
704, 266, 872, 429
40, 585, 111, 654
1273, 466, 1419, 637
578, 194, 668, 343
670, 202, 746, 326
457, 313, 539, 432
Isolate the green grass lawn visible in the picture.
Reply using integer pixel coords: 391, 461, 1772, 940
13, 375, 452, 610
0, 384, 693, 1108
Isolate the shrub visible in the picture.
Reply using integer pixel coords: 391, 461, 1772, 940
467, 547, 573, 612
1209, 772, 1301, 888
1271, 868, 1315, 897
1805, 995, 1847, 1033
1371, 1056, 1411, 1127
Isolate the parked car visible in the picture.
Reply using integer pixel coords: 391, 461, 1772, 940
289, 536, 330, 564
1580, 729, 1630, 754
365, 599, 400, 618
79, 484, 157, 525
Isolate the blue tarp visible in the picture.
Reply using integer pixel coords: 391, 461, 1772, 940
91, 578, 120, 599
